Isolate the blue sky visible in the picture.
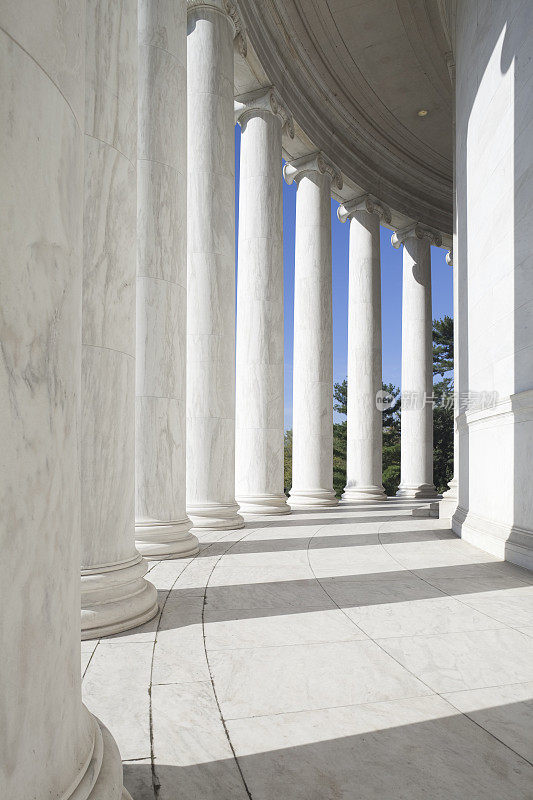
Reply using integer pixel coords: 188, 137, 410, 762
234, 126, 453, 430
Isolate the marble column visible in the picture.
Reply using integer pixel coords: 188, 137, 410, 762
186, 0, 244, 529
283, 153, 342, 508
0, 3, 129, 797
135, 0, 199, 558
339, 195, 389, 502
392, 224, 441, 499
234, 88, 292, 515
81, 0, 158, 638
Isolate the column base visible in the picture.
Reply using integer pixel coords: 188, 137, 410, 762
342, 484, 387, 502
288, 489, 339, 509
69, 711, 125, 800
236, 493, 291, 515
396, 483, 440, 500
439, 477, 458, 520
81, 554, 158, 640
135, 519, 199, 559
187, 502, 245, 530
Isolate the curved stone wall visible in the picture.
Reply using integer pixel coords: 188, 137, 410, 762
453, 0, 533, 570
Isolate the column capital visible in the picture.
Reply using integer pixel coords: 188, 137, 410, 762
446, 249, 453, 266
391, 223, 442, 249
187, 0, 246, 56
234, 87, 294, 137
338, 193, 391, 224
283, 151, 343, 190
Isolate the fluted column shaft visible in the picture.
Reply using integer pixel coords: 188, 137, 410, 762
81, 0, 158, 638
393, 226, 439, 499
1, 2, 128, 797
135, 0, 199, 558
340, 197, 388, 501
235, 90, 291, 515
186, 0, 244, 529
284, 154, 341, 508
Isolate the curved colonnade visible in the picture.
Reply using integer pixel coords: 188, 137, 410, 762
2, 0, 533, 797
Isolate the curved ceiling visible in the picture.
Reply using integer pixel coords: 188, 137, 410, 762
237, 0, 454, 234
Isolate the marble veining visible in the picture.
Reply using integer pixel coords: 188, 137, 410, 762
186, 0, 242, 530
235, 94, 289, 515
1, 6, 128, 798
341, 201, 387, 501
135, 0, 197, 559
81, 0, 157, 639
286, 159, 339, 508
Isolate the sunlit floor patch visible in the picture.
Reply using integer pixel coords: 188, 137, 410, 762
82, 504, 533, 799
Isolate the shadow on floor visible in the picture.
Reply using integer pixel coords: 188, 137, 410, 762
195, 529, 460, 557
123, 699, 533, 800
243, 513, 415, 529
117, 560, 533, 633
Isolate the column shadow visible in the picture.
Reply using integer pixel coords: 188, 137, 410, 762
123, 699, 533, 800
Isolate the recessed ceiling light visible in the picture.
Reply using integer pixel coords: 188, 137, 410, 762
417, 109, 428, 117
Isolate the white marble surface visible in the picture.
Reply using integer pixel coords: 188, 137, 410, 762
81, 0, 157, 639
394, 229, 438, 499
286, 155, 339, 508
83, 505, 533, 800
0, 5, 124, 798
235, 94, 289, 515
341, 201, 387, 501
186, 3, 243, 529
453, 1, 533, 571
226, 695, 532, 800
85, 0, 137, 162
135, 0, 197, 559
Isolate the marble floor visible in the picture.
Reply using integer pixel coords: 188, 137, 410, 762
82, 502, 533, 799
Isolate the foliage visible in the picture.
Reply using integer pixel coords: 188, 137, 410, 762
382, 441, 401, 497
432, 314, 454, 491
284, 428, 292, 494
433, 377, 454, 493
333, 379, 347, 415
333, 420, 347, 497
381, 382, 401, 496
433, 315, 454, 377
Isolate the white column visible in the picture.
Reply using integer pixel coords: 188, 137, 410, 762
186, 0, 244, 529
283, 153, 341, 508
339, 195, 389, 502
81, 0, 158, 638
234, 89, 292, 515
0, 3, 129, 797
135, 0, 199, 558
392, 224, 441, 499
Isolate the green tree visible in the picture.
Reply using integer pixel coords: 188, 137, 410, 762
432, 316, 454, 492
333, 419, 347, 497
284, 428, 292, 494
381, 383, 401, 496
333, 379, 347, 415
332, 380, 348, 495
433, 315, 454, 377
433, 378, 454, 493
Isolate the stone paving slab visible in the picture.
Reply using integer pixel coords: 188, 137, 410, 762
83, 504, 533, 799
